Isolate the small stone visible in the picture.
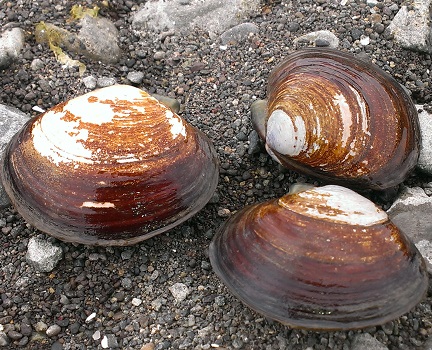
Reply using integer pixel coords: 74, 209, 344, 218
92, 330, 101, 340
97, 77, 117, 88
121, 250, 134, 260
83, 75, 97, 89
30, 58, 45, 70
153, 51, 165, 60
294, 30, 339, 48
69, 322, 80, 334
85, 312, 97, 323
217, 208, 231, 217
34, 321, 48, 333
0, 332, 9, 346
25, 237, 63, 272
121, 277, 133, 289
127, 71, 144, 84
46, 324, 61, 337
7, 330, 23, 340
101, 334, 119, 348
59, 295, 70, 305
132, 298, 142, 306
141, 343, 155, 350
169, 283, 190, 302
51, 341, 63, 350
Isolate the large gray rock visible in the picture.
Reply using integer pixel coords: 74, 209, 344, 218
132, 0, 260, 36
417, 107, 432, 175
387, 187, 432, 271
387, 0, 432, 53
0, 27, 25, 70
0, 104, 30, 208
26, 237, 63, 272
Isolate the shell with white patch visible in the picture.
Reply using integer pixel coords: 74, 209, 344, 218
1, 85, 219, 246
209, 184, 428, 330
251, 48, 421, 190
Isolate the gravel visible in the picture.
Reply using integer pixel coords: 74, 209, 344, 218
1, 0, 432, 349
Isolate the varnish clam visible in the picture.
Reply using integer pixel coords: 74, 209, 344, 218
0, 85, 219, 246
209, 184, 428, 330
251, 48, 421, 190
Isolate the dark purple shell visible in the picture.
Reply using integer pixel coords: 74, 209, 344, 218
209, 185, 428, 330
252, 48, 421, 190
1, 85, 219, 246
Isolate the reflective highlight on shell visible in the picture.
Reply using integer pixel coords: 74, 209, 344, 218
1, 85, 219, 246
252, 48, 421, 190
209, 185, 428, 330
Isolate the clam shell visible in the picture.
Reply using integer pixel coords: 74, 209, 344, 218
1, 85, 219, 246
252, 48, 420, 190
209, 185, 428, 330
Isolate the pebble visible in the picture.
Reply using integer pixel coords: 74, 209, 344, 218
132, 298, 142, 306
46, 324, 62, 337
127, 71, 144, 84
96, 77, 117, 88
168, 282, 190, 302
82, 75, 97, 89
25, 237, 63, 272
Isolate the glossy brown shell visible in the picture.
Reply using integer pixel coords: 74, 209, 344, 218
252, 48, 420, 190
1, 85, 219, 246
209, 185, 428, 330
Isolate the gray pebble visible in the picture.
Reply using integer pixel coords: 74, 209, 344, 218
82, 75, 97, 89
26, 237, 63, 272
7, 330, 23, 340
127, 71, 144, 84
97, 77, 117, 88
121, 277, 133, 289
168, 283, 190, 302
46, 324, 61, 337
0, 332, 9, 346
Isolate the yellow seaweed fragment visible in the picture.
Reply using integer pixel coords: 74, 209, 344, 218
34, 21, 86, 76
70, 4, 100, 20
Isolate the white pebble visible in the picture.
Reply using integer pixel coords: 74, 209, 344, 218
132, 298, 142, 306
85, 312, 97, 323
169, 282, 190, 302
46, 324, 61, 337
92, 330, 101, 340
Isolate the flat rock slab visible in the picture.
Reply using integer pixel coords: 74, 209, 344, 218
132, 0, 260, 36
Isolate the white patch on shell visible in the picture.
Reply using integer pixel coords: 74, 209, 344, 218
166, 110, 186, 139
266, 109, 306, 156
65, 85, 147, 125
32, 110, 94, 165
333, 93, 352, 148
281, 185, 388, 226
80, 201, 115, 208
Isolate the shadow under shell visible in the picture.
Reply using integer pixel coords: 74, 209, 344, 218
209, 189, 428, 330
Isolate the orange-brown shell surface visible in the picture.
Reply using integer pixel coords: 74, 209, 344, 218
209, 185, 428, 330
252, 48, 421, 190
1, 85, 219, 246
